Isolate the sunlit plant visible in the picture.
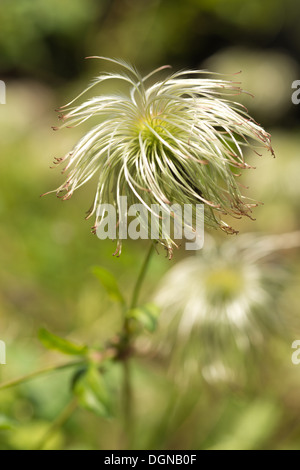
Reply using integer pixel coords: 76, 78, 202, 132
1, 57, 278, 450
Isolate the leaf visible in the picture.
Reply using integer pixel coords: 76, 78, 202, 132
72, 365, 113, 418
92, 266, 125, 305
126, 303, 160, 332
38, 328, 88, 356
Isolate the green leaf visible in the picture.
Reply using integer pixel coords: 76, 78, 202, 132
72, 365, 113, 418
126, 302, 160, 332
92, 266, 125, 305
38, 328, 88, 356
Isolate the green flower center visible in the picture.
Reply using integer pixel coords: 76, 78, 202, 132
205, 267, 245, 303
137, 115, 168, 142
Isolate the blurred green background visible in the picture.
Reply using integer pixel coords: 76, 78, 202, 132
1, 0, 300, 450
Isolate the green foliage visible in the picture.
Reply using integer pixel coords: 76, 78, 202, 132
126, 303, 160, 333
0, 0, 98, 75
1, 0, 300, 452
38, 328, 88, 356
72, 365, 114, 418
92, 266, 126, 306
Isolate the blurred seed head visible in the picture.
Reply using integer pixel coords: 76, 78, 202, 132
154, 232, 299, 385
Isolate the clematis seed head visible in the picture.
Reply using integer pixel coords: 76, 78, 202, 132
45, 57, 274, 257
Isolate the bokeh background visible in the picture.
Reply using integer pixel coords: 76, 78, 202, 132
1, 0, 300, 450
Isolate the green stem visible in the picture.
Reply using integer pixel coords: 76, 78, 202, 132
0, 361, 84, 391
130, 242, 156, 310
122, 242, 155, 448
36, 398, 78, 450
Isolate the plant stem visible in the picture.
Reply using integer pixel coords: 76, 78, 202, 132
121, 242, 155, 448
130, 242, 156, 310
36, 397, 78, 450
0, 360, 84, 391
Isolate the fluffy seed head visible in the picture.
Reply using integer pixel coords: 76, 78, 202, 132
46, 57, 274, 256
154, 232, 291, 384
